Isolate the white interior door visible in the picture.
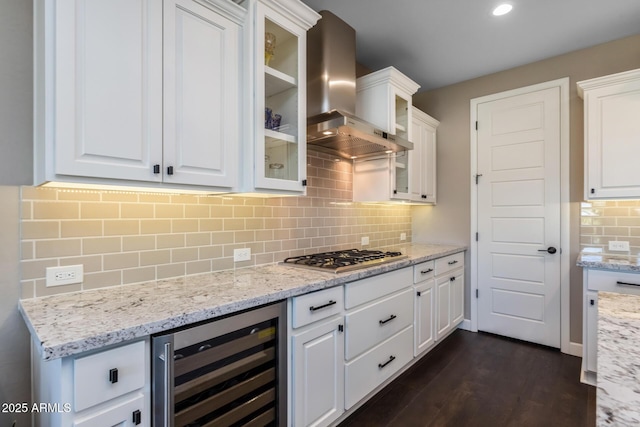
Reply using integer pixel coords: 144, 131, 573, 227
476, 86, 561, 348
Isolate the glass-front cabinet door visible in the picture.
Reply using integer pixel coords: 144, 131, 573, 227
392, 93, 410, 198
253, 2, 318, 193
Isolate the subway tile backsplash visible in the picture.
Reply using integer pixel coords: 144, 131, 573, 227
580, 200, 640, 254
21, 151, 412, 298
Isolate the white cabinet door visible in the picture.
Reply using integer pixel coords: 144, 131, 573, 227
251, 2, 318, 194
451, 270, 464, 327
163, 0, 240, 188
292, 317, 344, 427
414, 280, 435, 356
579, 69, 640, 199
585, 291, 598, 373
435, 274, 451, 341
410, 108, 438, 203
52, 0, 163, 182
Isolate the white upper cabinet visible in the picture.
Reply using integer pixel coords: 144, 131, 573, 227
163, 0, 242, 188
410, 107, 439, 204
243, 0, 320, 195
578, 68, 640, 199
35, 0, 244, 191
355, 67, 420, 202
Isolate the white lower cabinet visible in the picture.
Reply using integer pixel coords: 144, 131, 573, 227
414, 260, 435, 356
289, 252, 466, 426
292, 317, 345, 427
344, 326, 414, 409
290, 287, 345, 427
343, 268, 414, 410
581, 268, 640, 385
435, 253, 465, 341
32, 339, 149, 426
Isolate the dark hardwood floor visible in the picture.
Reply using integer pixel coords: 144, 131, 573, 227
338, 330, 596, 427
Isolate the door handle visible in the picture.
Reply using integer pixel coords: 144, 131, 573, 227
538, 246, 557, 254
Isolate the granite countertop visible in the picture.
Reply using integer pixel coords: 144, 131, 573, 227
576, 252, 640, 273
19, 243, 466, 361
597, 291, 640, 426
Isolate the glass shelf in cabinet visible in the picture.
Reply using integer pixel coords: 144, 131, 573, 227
265, 66, 297, 97
265, 128, 296, 143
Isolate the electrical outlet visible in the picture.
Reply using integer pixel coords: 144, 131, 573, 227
233, 248, 251, 262
361, 236, 370, 246
400, 233, 407, 241
46, 265, 83, 287
609, 241, 630, 251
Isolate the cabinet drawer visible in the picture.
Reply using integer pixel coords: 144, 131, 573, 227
344, 326, 413, 410
435, 252, 464, 276
586, 269, 640, 295
73, 394, 145, 427
292, 286, 344, 329
413, 260, 435, 283
74, 340, 145, 412
345, 267, 412, 309
345, 288, 413, 360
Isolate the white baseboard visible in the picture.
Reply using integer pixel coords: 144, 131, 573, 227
457, 319, 472, 331
566, 341, 583, 357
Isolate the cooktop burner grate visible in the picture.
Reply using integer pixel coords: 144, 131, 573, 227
283, 249, 406, 273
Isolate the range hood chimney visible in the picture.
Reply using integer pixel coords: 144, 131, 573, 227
306, 11, 413, 159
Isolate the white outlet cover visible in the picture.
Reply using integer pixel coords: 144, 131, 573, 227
361, 236, 370, 246
46, 265, 83, 287
233, 248, 251, 262
609, 241, 630, 251
400, 233, 407, 241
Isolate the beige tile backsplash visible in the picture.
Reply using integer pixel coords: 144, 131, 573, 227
580, 200, 640, 254
21, 151, 412, 298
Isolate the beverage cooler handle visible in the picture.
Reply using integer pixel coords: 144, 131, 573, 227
163, 342, 174, 427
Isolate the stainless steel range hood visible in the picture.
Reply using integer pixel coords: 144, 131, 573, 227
306, 11, 413, 159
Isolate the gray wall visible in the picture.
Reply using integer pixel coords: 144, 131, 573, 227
412, 33, 640, 344
1, 0, 33, 425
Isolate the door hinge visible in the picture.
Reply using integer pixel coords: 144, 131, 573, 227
338, 324, 344, 332
475, 121, 478, 130
475, 174, 483, 184
475, 232, 479, 242
475, 289, 479, 298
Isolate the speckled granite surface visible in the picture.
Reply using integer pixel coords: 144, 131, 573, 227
19, 243, 465, 360
597, 292, 640, 426
577, 253, 640, 272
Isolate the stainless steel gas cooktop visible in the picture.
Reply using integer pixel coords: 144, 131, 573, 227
283, 249, 407, 273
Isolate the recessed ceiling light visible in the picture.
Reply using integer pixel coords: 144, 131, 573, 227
492, 3, 513, 16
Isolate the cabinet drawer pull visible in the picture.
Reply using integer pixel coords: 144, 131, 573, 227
616, 281, 640, 287
153, 164, 160, 174
167, 166, 174, 175
132, 409, 142, 425
448, 260, 458, 265
590, 299, 595, 306
309, 300, 337, 311
378, 355, 396, 369
421, 268, 433, 275
109, 368, 118, 384
450, 276, 456, 282
417, 291, 422, 297
379, 314, 397, 325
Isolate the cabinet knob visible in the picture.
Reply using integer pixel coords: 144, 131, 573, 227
417, 291, 422, 297
132, 409, 142, 425
590, 299, 595, 306
109, 368, 118, 384
590, 188, 595, 194
450, 276, 456, 281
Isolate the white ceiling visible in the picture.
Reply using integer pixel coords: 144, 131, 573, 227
299, 0, 640, 92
